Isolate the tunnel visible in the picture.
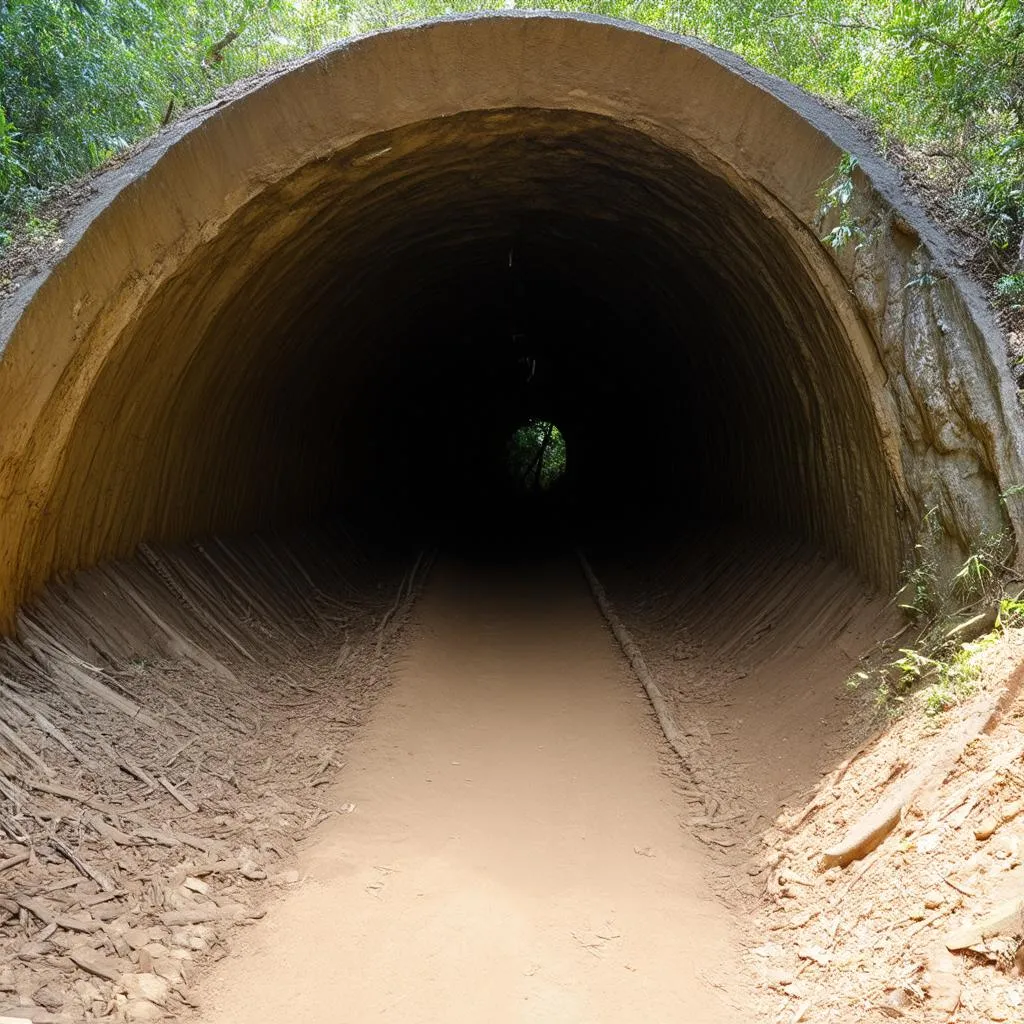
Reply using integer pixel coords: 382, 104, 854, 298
6, 16, 1024, 1018
1, 11, 1024, 627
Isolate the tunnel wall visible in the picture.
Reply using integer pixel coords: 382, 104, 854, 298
1, 13, 1023, 630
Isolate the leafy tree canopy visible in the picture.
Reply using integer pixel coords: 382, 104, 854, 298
0, 1, 1021, 301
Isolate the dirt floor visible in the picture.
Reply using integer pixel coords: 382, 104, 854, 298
4, 542, 1024, 1023
193, 559, 747, 1023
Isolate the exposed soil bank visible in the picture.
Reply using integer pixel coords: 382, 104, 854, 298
194, 559, 746, 1023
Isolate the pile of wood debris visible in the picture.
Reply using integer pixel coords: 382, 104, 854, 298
0, 533, 424, 1023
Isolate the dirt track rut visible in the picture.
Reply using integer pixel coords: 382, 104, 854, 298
195, 560, 741, 1022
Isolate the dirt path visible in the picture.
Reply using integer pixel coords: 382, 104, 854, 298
194, 559, 744, 1022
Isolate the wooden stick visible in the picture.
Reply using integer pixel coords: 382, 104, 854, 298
0, 718, 54, 777
159, 903, 248, 926
48, 836, 116, 892
577, 552, 718, 801
820, 690, 1023, 870
0, 850, 28, 872
158, 775, 198, 813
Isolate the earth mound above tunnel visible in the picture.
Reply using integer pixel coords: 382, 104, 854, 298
1, 13, 1023, 624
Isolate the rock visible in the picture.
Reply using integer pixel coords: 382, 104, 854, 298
29, 986, 61, 1011
908, 905, 927, 921
923, 890, 945, 910
239, 860, 266, 881
1002, 800, 1023, 822
68, 947, 127, 983
182, 877, 209, 896
142, 943, 169, 959
121, 973, 170, 1007
124, 929, 151, 952
272, 869, 300, 885
16, 944, 50, 961
152, 959, 183, 985
923, 947, 961, 1013
124, 998, 163, 1022
72, 980, 101, 1004
975, 818, 1000, 841
883, 987, 913, 1012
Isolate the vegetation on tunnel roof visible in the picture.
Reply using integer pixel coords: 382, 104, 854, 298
0, 1, 1021, 322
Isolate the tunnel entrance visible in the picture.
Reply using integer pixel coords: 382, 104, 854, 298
2, 14, 1023, 620
5, 17, 1024, 1020
5, 108, 905, 590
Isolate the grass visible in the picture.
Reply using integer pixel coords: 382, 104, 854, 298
849, 529, 1020, 720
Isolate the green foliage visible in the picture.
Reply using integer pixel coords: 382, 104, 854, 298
507, 420, 567, 492
894, 507, 942, 619
0, 0, 1022, 278
997, 273, 1024, 309
817, 153, 865, 250
847, 627, 986, 720
849, 520, 1019, 718
952, 531, 1012, 601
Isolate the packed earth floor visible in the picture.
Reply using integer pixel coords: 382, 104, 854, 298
2, 539, 1024, 1023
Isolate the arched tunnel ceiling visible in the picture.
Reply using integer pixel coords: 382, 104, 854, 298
1, 12, 1023, 629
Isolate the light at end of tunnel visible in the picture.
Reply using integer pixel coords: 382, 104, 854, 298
508, 420, 567, 493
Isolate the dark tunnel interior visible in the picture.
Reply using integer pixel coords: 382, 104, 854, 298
30, 107, 904, 589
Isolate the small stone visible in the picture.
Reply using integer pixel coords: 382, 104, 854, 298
121, 972, 171, 1006
908, 906, 927, 921
976, 818, 1000, 841
924, 947, 961, 1013
125, 998, 164, 1021
182, 877, 209, 896
138, 948, 153, 973
272, 869, 300, 885
73, 979, 101, 1003
31, 983, 63, 1010
923, 891, 945, 910
1002, 800, 1023, 822
239, 860, 266, 881
152, 958, 183, 985
124, 928, 151, 951
991, 833, 1019, 862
